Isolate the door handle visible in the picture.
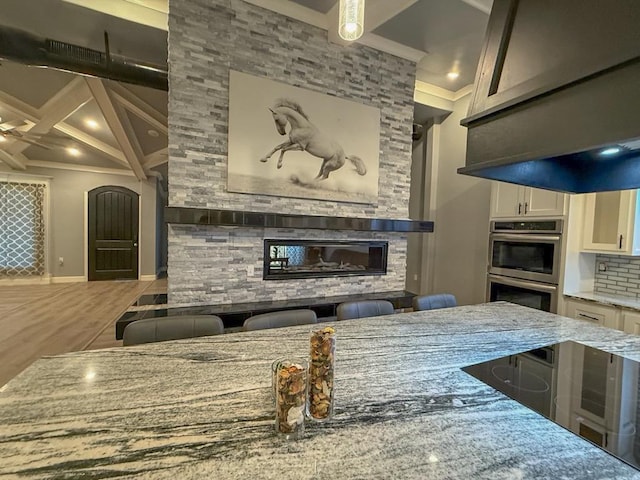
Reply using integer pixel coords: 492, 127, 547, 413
619, 234, 623, 249
524, 202, 528, 214
518, 203, 522, 215
133, 242, 138, 247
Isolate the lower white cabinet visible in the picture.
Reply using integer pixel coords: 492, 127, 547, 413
622, 310, 640, 335
564, 298, 621, 330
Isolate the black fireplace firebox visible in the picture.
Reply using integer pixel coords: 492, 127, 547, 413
263, 240, 388, 280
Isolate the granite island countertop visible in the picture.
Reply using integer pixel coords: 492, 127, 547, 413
3, 302, 640, 479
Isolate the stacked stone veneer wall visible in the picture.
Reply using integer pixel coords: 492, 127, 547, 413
168, 0, 416, 305
594, 254, 640, 298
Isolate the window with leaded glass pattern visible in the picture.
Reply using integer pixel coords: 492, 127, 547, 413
0, 180, 47, 276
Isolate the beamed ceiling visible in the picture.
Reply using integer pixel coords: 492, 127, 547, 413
0, 61, 167, 180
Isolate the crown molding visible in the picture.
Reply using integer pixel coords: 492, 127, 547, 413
415, 80, 474, 102
25, 160, 136, 177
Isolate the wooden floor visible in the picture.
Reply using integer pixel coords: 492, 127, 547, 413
0, 278, 167, 387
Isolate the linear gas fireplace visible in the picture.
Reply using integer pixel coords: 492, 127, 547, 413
264, 240, 388, 280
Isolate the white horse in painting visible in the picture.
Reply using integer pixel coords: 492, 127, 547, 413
260, 99, 367, 181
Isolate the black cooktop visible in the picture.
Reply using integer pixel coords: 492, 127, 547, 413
463, 341, 640, 471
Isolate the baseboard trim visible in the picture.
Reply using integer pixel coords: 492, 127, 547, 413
140, 274, 157, 281
0, 276, 51, 285
51, 276, 86, 284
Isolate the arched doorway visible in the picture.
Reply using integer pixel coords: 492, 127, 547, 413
88, 186, 139, 281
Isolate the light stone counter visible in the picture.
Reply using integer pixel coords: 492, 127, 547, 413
2, 302, 640, 479
565, 291, 640, 311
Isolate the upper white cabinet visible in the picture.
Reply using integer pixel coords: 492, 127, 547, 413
582, 190, 640, 255
490, 182, 566, 218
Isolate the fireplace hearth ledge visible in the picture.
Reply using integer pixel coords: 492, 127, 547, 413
165, 207, 434, 233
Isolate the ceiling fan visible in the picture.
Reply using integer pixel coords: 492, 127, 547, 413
0, 119, 72, 150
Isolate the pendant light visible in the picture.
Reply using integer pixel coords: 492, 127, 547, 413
338, 0, 365, 41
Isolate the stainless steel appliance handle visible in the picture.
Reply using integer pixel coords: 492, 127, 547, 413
487, 274, 558, 292
491, 233, 562, 242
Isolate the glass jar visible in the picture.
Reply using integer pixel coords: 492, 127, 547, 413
274, 358, 308, 439
271, 357, 288, 403
307, 326, 336, 421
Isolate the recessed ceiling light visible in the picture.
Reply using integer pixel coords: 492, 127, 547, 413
147, 129, 159, 137
447, 71, 460, 80
600, 147, 621, 156
66, 147, 81, 157
85, 119, 99, 130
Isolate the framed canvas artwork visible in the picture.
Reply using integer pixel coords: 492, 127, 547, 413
227, 70, 381, 204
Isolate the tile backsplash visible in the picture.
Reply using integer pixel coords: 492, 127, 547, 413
594, 254, 640, 298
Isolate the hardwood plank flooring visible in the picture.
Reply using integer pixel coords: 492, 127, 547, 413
0, 279, 166, 387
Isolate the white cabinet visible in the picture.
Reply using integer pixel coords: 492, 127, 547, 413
490, 181, 566, 218
622, 310, 640, 335
582, 189, 640, 254
564, 298, 621, 330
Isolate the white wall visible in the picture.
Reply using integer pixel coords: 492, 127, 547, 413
429, 95, 492, 305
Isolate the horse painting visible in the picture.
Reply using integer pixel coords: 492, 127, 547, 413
260, 99, 367, 181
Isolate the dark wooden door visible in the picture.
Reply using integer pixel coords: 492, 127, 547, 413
88, 186, 139, 281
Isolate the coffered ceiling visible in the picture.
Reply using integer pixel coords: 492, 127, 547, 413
0, 60, 167, 179
255, 0, 492, 92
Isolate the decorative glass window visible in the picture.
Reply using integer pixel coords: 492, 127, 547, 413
0, 181, 47, 276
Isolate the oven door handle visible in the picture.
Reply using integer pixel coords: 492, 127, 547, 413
488, 274, 558, 292
491, 234, 561, 242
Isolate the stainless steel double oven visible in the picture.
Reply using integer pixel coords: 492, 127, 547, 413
487, 220, 563, 313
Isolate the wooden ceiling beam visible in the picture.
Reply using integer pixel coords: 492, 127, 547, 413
0, 91, 39, 123
109, 83, 168, 135
54, 123, 130, 168
143, 147, 168, 169
6, 77, 92, 156
86, 78, 147, 180
0, 149, 27, 170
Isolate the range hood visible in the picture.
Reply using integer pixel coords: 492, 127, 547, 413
459, 0, 640, 194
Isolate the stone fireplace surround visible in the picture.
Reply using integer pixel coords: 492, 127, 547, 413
168, 0, 419, 307
166, 207, 432, 305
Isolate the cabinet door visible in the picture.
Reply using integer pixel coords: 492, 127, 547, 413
564, 298, 620, 330
523, 187, 565, 217
622, 311, 640, 336
582, 191, 634, 253
490, 181, 523, 218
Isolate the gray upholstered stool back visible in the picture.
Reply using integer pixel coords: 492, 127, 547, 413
412, 294, 457, 311
123, 315, 225, 346
243, 309, 318, 331
336, 300, 394, 320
